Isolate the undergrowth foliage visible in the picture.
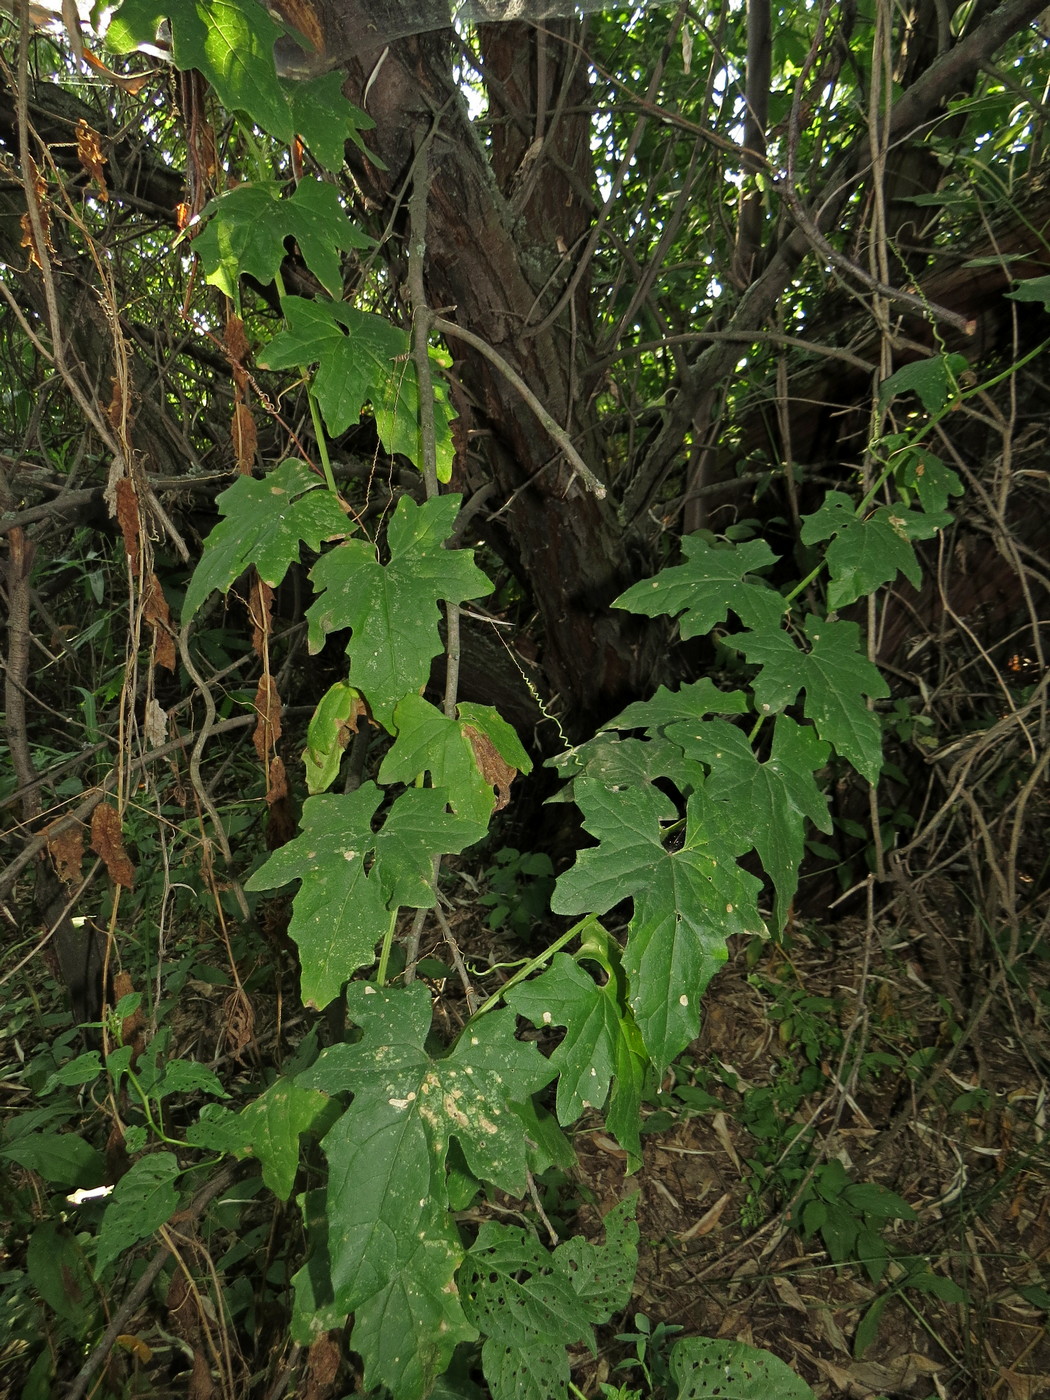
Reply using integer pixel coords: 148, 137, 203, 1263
3, 1, 1049, 1397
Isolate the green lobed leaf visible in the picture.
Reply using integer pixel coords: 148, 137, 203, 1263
95, 1152, 181, 1274
260, 297, 455, 478
304, 495, 493, 729
182, 459, 348, 623
294, 984, 554, 1316
607, 677, 750, 732
801, 491, 950, 610
554, 779, 763, 1068
282, 73, 378, 172
351, 1199, 477, 1400
149, 1059, 228, 1101
667, 715, 831, 929
614, 534, 787, 636
1007, 273, 1050, 310
895, 445, 964, 514
381, 695, 529, 823
878, 352, 969, 413
670, 1336, 818, 1399
108, 0, 293, 141
505, 953, 622, 1123
732, 616, 889, 783
195, 178, 370, 299
245, 785, 485, 1008
236, 1079, 329, 1199
459, 1200, 639, 1400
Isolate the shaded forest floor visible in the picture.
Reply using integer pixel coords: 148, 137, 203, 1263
4, 895, 1049, 1400
564, 914, 1050, 1400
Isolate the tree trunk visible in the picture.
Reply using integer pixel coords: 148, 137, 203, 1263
277, 4, 663, 732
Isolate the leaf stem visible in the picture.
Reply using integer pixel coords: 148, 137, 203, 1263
469, 915, 601, 1020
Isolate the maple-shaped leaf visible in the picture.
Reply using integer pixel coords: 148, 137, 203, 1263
296, 983, 554, 1313
182, 459, 348, 622
351, 1199, 477, 1400
245, 785, 484, 1008
260, 297, 455, 478
879, 352, 969, 413
108, 0, 293, 141
614, 533, 786, 636
733, 616, 889, 783
460, 1200, 639, 1400
282, 73, 378, 172
195, 178, 370, 299
667, 715, 831, 928
373, 787, 487, 906
506, 954, 622, 1123
801, 491, 951, 610
304, 496, 493, 730
608, 677, 749, 733
553, 781, 762, 1068
550, 731, 703, 803
380, 695, 530, 823
894, 444, 963, 515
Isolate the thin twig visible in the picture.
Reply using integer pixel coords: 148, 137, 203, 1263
431, 316, 606, 499
64, 1165, 239, 1400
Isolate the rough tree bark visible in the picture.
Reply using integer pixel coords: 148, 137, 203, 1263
273, 2, 664, 733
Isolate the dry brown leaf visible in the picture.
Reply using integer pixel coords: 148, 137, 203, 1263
769, 1272, 808, 1315
225, 313, 250, 364
223, 986, 255, 1059
253, 675, 283, 763
679, 1191, 731, 1241
46, 820, 84, 886
712, 1110, 741, 1170
90, 803, 135, 888
265, 754, 289, 806
75, 118, 108, 199
19, 159, 54, 268
464, 726, 516, 810
143, 570, 176, 670
232, 401, 257, 472
114, 477, 141, 574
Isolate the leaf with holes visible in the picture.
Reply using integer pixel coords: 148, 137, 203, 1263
459, 1198, 638, 1400
95, 1152, 180, 1274
878, 352, 969, 413
670, 1336, 818, 1399
614, 533, 786, 636
732, 616, 889, 783
304, 496, 493, 729
182, 459, 348, 623
295, 983, 554, 1315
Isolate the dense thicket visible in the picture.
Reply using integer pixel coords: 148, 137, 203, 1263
2, 1, 1049, 1395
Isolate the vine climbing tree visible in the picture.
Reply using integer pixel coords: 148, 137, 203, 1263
1, 0, 1049, 1396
